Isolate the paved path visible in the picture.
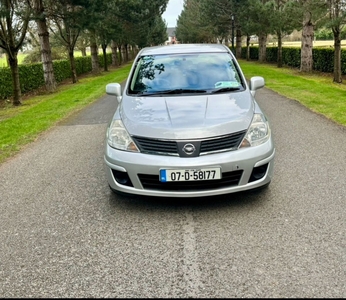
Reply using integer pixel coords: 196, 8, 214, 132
0, 88, 345, 297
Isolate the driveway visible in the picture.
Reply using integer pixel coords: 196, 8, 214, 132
0, 88, 345, 297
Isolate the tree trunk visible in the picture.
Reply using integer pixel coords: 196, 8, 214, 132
333, 29, 342, 83
128, 44, 133, 60
35, 15, 57, 92
118, 45, 123, 65
121, 45, 126, 63
8, 53, 22, 106
246, 35, 250, 61
258, 33, 267, 62
102, 44, 108, 72
277, 31, 283, 68
300, 14, 314, 73
124, 44, 129, 62
111, 40, 119, 66
90, 30, 99, 74
68, 49, 78, 83
235, 29, 242, 59
80, 47, 87, 56
131, 44, 138, 59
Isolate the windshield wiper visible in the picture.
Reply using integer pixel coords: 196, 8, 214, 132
138, 89, 207, 96
211, 87, 240, 94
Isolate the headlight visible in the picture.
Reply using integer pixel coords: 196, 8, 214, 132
107, 120, 139, 152
240, 113, 270, 148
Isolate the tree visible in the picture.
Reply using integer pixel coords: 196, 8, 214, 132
294, 0, 328, 73
46, 0, 88, 83
176, 0, 214, 43
75, 29, 89, 56
246, 0, 273, 62
148, 16, 168, 46
83, 0, 109, 74
31, 0, 57, 92
200, 0, 234, 44
0, 0, 31, 105
326, 0, 346, 83
270, 0, 301, 67
236, 0, 259, 60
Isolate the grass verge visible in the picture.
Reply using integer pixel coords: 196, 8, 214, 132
239, 59, 346, 126
1, 60, 345, 165
0, 64, 132, 164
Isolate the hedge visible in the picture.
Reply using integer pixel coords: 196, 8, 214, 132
0, 53, 112, 100
240, 46, 346, 75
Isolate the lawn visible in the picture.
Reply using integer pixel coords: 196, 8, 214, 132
239, 59, 346, 126
0, 53, 27, 68
0, 56, 346, 165
0, 64, 132, 164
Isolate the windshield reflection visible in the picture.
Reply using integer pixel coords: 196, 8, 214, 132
129, 53, 244, 95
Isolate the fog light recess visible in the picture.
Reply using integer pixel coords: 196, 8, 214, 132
249, 163, 269, 183
111, 170, 133, 187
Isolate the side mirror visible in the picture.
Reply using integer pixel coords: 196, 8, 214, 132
106, 83, 122, 102
249, 76, 265, 96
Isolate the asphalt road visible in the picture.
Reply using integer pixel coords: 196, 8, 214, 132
0, 87, 345, 297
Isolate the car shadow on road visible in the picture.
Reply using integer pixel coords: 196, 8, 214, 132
107, 186, 272, 212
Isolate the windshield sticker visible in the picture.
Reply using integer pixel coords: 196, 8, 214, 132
214, 81, 240, 88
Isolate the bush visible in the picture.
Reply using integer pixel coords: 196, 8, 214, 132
239, 45, 346, 74
53, 59, 72, 83
19, 63, 45, 93
312, 48, 334, 73
75, 56, 93, 75
266, 47, 277, 63
23, 48, 67, 64
0, 53, 112, 100
98, 53, 112, 68
0, 67, 12, 99
282, 48, 301, 68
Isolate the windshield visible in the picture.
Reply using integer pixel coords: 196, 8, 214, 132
128, 52, 244, 95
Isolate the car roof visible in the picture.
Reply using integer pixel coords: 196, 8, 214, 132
138, 44, 230, 56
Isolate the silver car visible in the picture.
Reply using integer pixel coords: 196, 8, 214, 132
104, 44, 275, 198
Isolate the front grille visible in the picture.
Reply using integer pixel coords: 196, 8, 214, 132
132, 136, 178, 155
138, 170, 243, 191
200, 131, 246, 153
132, 131, 246, 156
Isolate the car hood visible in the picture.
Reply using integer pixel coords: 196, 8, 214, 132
120, 92, 254, 139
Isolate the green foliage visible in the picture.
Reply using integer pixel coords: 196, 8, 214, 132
342, 50, 346, 75
241, 47, 259, 60
239, 59, 346, 126
266, 47, 277, 63
240, 46, 346, 75
315, 28, 334, 40
52, 60, 72, 83
176, 0, 215, 43
19, 63, 45, 93
75, 56, 93, 75
0, 68, 12, 99
23, 48, 67, 64
98, 53, 112, 68
0, 53, 113, 99
312, 48, 334, 73
0, 63, 132, 164
282, 48, 301, 68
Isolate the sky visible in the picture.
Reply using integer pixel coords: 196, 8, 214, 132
162, 0, 184, 28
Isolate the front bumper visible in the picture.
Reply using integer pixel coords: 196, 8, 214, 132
104, 138, 275, 198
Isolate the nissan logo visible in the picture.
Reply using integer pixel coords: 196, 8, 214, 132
182, 143, 196, 155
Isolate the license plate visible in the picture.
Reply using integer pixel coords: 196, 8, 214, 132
160, 167, 221, 182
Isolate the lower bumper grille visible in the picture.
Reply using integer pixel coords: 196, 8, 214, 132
138, 170, 243, 191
